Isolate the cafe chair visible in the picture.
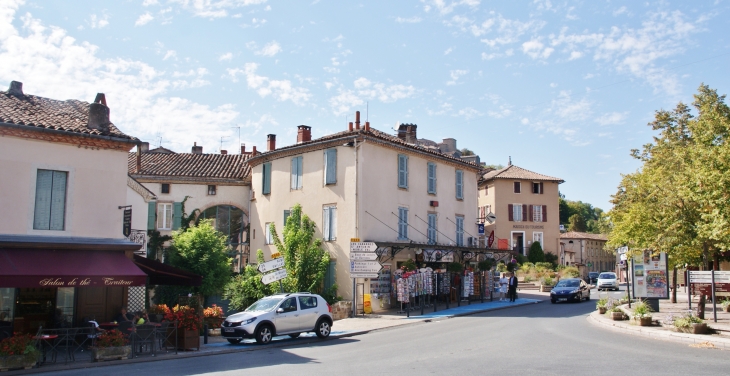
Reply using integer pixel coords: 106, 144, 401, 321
131, 324, 156, 357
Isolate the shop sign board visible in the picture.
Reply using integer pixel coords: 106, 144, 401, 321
350, 253, 378, 261
477, 223, 485, 235
350, 242, 377, 253
257, 257, 285, 273
122, 208, 132, 237
261, 268, 287, 285
632, 250, 669, 299
423, 250, 454, 263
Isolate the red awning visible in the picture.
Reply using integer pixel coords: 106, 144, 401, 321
0, 249, 147, 288
132, 255, 202, 286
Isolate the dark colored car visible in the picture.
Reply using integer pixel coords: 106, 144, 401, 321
550, 278, 590, 304
588, 272, 599, 284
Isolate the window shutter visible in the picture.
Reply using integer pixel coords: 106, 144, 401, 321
427, 163, 436, 194
398, 155, 406, 188
49, 171, 67, 230
330, 207, 337, 240
297, 156, 303, 188
323, 207, 331, 240
291, 158, 298, 190
529, 205, 533, 222
284, 210, 291, 227
325, 149, 337, 185
262, 163, 271, 195
508, 204, 514, 221
172, 202, 183, 230
539, 182, 544, 194
542, 205, 547, 222
147, 202, 156, 230
455, 170, 463, 199
522, 205, 527, 222
324, 261, 336, 290
33, 170, 53, 230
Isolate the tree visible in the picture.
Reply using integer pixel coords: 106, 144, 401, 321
568, 214, 587, 232
167, 219, 232, 298
460, 148, 475, 156
527, 241, 545, 263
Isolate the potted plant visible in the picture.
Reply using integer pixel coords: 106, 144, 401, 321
596, 298, 608, 314
401, 259, 418, 272
446, 262, 464, 273
721, 299, 730, 313
606, 306, 626, 321
166, 305, 202, 350
477, 260, 493, 272
92, 330, 131, 362
673, 312, 707, 334
540, 276, 555, 293
150, 304, 171, 323
632, 301, 653, 326
203, 304, 225, 335
0, 334, 39, 371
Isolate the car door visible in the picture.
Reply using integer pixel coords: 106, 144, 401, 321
297, 296, 320, 330
274, 297, 300, 334
580, 280, 589, 299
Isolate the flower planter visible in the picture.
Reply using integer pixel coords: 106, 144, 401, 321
91, 346, 131, 362
610, 312, 625, 321
0, 355, 36, 371
597, 307, 607, 314
540, 285, 553, 293
204, 317, 224, 329
153, 314, 164, 323
638, 316, 653, 326
724, 306, 730, 313
177, 329, 200, 351
677, 323, 708, 334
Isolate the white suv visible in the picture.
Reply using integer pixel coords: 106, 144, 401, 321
222, 293, 333, 345
597, 272, 619, 291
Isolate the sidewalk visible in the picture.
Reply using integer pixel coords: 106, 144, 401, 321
587, 289, 730, 348
9, 296, 541, 375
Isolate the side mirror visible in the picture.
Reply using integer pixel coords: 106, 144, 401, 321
277, 308, 284, 314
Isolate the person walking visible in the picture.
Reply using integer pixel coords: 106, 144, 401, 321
499, 273, 508, 301
508, 272, 518, 302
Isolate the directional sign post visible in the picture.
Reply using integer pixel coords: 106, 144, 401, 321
350, 252, 378, 261
257, 257, 285, 273
350, 242, 378, 253
261, 268, 287, 285
485, 212, 496, 224
351, 260, 382, 274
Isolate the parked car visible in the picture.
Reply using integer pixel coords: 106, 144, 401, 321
550, 278, 590, 303
597, 272, 619, 291
588, 272, 599, 284
222, 292, 333, 345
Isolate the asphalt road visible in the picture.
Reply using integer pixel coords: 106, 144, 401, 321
54, 293, 727, 376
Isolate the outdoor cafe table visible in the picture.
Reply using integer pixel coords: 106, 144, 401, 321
33, 334, 58, 363
98, 322, 118, 330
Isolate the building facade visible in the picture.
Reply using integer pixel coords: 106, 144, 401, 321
560, 232, 612, 278
477, 163, 564, 259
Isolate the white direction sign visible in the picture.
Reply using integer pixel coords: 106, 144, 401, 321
350, 242, 377, 253
350, 252, 378, 261
261, 269, 287, 285
689, 271, 730, 283
350, 273, 379, 278
257, 257, 285, 273
485, 212, 496, 224
350, 260, 382, 273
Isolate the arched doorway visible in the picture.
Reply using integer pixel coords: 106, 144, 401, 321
197, 205, 248, 270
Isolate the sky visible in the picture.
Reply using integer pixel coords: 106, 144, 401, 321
1, 0, 729, 211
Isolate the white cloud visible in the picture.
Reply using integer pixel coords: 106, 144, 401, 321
255, 41, 281, 57
168, 0, 268, 18
549, 91, 591, 122
613, 6, 628, 16
425, 0, 480, 15
218, 52, 233, 61
521, 118, 529, 125
396, 16, 422, 23
522, 38, 553, 59
0, 5, 239, 152
163, 50, 177, 60
142, 0, 159, 6
89, 14, 109, 29
240, 114, 277, 136
225, 63, 311, 105
446, 69, 468, 85
595, 112, 627, 126
329, 77, 416, 115
457, 107, 481, 120
444, 47, 453, 55
135, 12, 154, 26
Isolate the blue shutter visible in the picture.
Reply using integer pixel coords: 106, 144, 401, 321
398, 154, 408, 188
323, 207, 331, 241
49, 171, 67, 230
172, 202, 182, 230
291, 158, 298, 190
33, 170, 53, 230
456, 170, 463, 199
297, 156, 303, 188
147, 202, 156, 230
428, 214, 437, 244
325, 149, 337, 185
398, 207, 408, 240
262, 162, 271, 195
428, 162, 437, 194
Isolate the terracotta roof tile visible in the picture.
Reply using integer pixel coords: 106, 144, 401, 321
481, 164, 564, 183
560, 232, 608, 241
128, 152, 251, 181
0, 90, 136, 141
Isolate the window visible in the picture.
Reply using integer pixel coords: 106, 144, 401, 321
280, 297, 297, 312
197, 205, 245, 247
161, 183, 170, 194
513, 181, 521, 193
265, 222, 273, 244
398, 207, 408, 240
455, 216, 464, 246
455, 170, 464, 199
533, 232, 543, 246
157, 203, 173, 230
324, 148, 337, 185
530, 205, 547, 222
427, 213, 437, 244
478, 205, 492, 224
532, 182, 543, 194
508, 204, 525, 222
208, 185, 217, 195
298, 296, 318, 310
291, 156, 303, 190
262, 162, 272, 195
427, 162, 437, 194
323, 205, 337, 241
284, 209, 291, 227
398, 154, 409, 189
33, 169, 67, 231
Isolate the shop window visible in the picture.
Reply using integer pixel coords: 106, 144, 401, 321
0, 288, 15, 323
161, 183, 170, 194
33, 169, 67, 231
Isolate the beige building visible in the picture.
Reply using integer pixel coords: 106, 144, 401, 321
477, 163, 564, 260
248, 120, 482, 303
560, 232, 612, 278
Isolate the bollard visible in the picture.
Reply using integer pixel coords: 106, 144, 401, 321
203, 324, 208, 344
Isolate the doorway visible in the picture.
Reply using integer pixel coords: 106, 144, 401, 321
511, 232, 525, 255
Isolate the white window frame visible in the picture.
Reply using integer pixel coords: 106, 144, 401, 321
265, 222, 273, 244
323, 205, 337, 241
532, 182, 542, 194
157, 202, 173, 230
512, 204, 523, 222
532, 205, 543, 222
398, 207, 409, 240
455, 216, 464, 246
207, 185, 217, 195
533, 232, 543, 247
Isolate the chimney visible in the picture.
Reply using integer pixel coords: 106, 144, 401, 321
241, 144, 246, 154
252, 146, 257, 156
87, 93, 110, 133
140, 142, 149, 153
397, 123, 408, 141
442, 138, 456, 152
297, 125, 312, 143
191, 142, 203, 154
8, 81, 23, 97
355, 111, 361, 129
136, 143, 142, 173
364, 121, 370, 132
408, 124, 417, 142
267, 134, 276, 151
221, 150, 228, 155
406, 126, 415, 143
348, 122, 353, 132
508, 156, 512, 166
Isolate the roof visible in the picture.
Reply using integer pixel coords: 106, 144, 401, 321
481, 164, 564, 183
0, 89, 136, 141
560, 232, 608, 241
128, 152, 251, 182
249, 126, 481, 170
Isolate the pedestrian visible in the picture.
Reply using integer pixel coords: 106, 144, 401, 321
508, 272, 518, 302
499, 273, 508, 301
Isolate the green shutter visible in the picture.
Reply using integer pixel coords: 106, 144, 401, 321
324, 261, 336, 291
147, 202, 156, 230
172, 202, 182, 230
284, 210, 291, 227
262, 162, 271, 195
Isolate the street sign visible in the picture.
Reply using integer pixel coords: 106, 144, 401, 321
350, 238, 361, 242
122, 208, 132, 237
477, 223, 485, 235
617, 246, 628, 255
587, 262, 593, 267
620, 254, 627, 261
485, 212, 496, 224
689, 271, 730, 283
350, 273, 379, 278
350, 252, 378, 261
270, 252, 281, 259
257, 257, 285, 273
350, 242, 377, 253
488, 231, 495, 248
350, 260, 382, 273
261, 268, 287, 285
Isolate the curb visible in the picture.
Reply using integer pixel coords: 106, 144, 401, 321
587, 310, 730, 349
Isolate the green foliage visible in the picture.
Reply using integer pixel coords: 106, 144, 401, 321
544, 252, 558, 267
401, 259, 418, 272
535, 262, 553, 271
673, 312, 704, 328
477, 259, 493, 271
167, 219, 232, 297
568, 214, 587, 232
540, 275, 554, 286
459, 148, 475, 156
561, 266, 580, 278
596, 297, 608, 308
496, 262, 507, 273
527, 241, 545, 263
523, 275, 533, 283
447, 262, 464, 273
224, 251, 274, 311
721, 299, 730, 310
506, 262, 517, 273
146, 229, 172, 261
180, 196, 200, 231
632, 301, 653, 319
519, 262, 534, 272
152, 285, 190, 307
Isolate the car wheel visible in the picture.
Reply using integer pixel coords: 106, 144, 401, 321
576, 293, 582, 302
315, 319, 331, 339
551, 299, 556, 304
255, 324, 273, 344
288, 333, 300, 338
585, 293, 590, 301
227, 339, 242, 344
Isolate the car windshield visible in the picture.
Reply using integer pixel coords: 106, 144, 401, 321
589, 272, 599, 277
245, 297, 283, 312
599, 273, 616, 279
555, 280, 580, 288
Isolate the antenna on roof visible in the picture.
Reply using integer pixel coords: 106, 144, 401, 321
231, 126, 240, 153
366, 101, 369, 122
157, 136, 162, 148
508, 156, 512, 166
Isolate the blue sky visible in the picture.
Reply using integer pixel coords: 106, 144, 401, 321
2, 0, 729, 211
